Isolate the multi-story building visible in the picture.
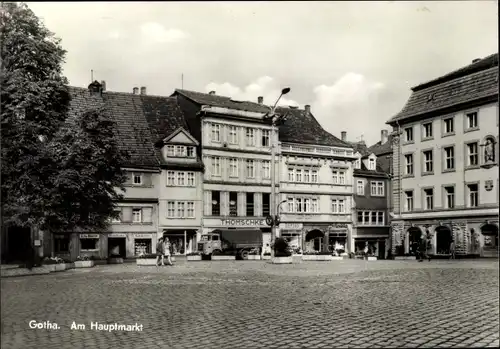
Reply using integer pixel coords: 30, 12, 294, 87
277, 106, 356, 253
342, 131, 391, 259
142, 95, 204, 254
388, 54, 499, 258
49, 82, 161, 260
173, 90, 277, 251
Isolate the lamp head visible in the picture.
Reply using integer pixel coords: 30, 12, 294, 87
281, 87, 291, 95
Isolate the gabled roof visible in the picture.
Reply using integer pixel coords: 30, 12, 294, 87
387, 53, 498, 125
163, 127, 199, 145
174, 89, 351, 149
68, 87, 159, 169
276, 107, 352, 148
173, 89, 270, 113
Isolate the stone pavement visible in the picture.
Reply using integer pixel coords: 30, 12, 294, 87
1, 259, 499, 349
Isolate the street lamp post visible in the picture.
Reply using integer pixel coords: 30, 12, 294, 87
267, 88, 291, 258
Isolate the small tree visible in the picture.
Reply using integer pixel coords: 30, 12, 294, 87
272, 237, 292, 257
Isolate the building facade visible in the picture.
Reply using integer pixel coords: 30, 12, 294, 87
174, 90, 277, 252
343, 131, 391, 259
51, 84, 161, 261
388, 54, 499, 258
277, 107, 355, 254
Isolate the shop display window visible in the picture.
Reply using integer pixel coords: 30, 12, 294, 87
80, 238, 99, 250
134, 239, 151, 256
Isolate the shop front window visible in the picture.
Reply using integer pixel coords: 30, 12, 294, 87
80, 238, 99, 251
134, 239, 151, 256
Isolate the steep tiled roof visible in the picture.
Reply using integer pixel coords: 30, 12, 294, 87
349, 141, 369, 157
276, 107, 352, 148
354, 161, 389, 178
367, 135, 392, 156
388, 53, 498, 125
141, 95, 188, 144
174, 89, 270, 113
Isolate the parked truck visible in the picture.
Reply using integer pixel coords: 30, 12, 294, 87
197, 229, 263, 259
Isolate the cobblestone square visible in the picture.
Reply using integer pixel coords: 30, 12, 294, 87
1, 259, 499, 349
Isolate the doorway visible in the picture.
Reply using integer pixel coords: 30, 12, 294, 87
378, 240, 386, 259
6, 226, 31, 263
108, 238, 126, 258
481, 224, 499, 258
435, 226, 452, 255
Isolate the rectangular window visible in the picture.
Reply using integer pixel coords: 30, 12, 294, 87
175, 145, 186, 157
262, 161, 270, 179
311, 198, 318, 213
368, 158, 376, 170
466, 112, 478, 129
80, 237, 99, 251
339, 171, 346, 184
370, 181, 384, 196
262, 193, 270, 216
405, 191, 414, 212
167, 145, 175, 157
246, 128, 255, 146
133, 173, 143, 185
187, 172, 195, 186
167, 201, 175, 218
332, 170, 338, 184
423, 122, 433, 138
167, 171, 175, 186
177, 202, 185, 218
357, 211, 363, 223
211, 191, 221, 216
111, 210, 122, 223
405, 154, 413, 175
229, 158, 238, 177
338, 199, 345, 213
467, 142, 478, 166
262, 130, 270, 147
228, 126, 238, 144
311, 170, 318, 183
444, 146, 455, 170
132, 208, 142, 223
229, 192, 238, 216
423, 150, 433, 173
370, 212, 377, 225
246, 159, 255, 178
295, 198, 304, 213
212, 124, 220, 142
287, 197, 294, 213
212, 157, 221, 176
296, 169, 302, 182
377, 212, 384, 225
424, 188, 434, 210
467, 184, 478, 207
444, 117, 454, 134
246, 193, 254, 216
288, 168, 295, 182
356, 180, 364, 195
303, 170, 310, 183
363, 211, 370, 224
177, 172, 185, 186
405, 127, 413, 142
444, 186, 455, 209
187, 202, 195, 218
187, 147, 195, 158
331, 199, 338, 213
304, 198, 311, 213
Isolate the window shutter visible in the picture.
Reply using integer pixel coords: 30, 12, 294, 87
142, 207, 153, 223
124, 172, 132, 185
144, 173, 152, 186
122, 207, 133, 222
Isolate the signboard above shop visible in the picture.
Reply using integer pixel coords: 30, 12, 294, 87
80, 234, 100, 239
220, 219, 266, 227
329, 223, 349, 230
108, 233, 127, 238
281, 223, 303, 230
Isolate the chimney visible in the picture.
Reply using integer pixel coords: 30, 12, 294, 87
472, 58, 481, 63
258, 96, 263, 104
304, 105, 311, 114
140, 86, 147, 95
209, 91, 216, 95
341, 131, 347, 142
101, 80, 106, 92
133, 87, 139, 95
381, 129, 388, 144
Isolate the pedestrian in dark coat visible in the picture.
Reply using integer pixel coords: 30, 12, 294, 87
156, 237, 165, 266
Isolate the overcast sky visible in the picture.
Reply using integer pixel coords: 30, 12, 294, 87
28, 1, 498, 146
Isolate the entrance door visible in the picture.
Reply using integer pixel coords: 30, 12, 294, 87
435, 226, 452, 255
108, 238, 126, 258
481, 224, 499, 258
7, 226, 31, 263
378, 241, 386, 259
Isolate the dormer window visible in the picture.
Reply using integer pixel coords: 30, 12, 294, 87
368, 158, 376, 170
132, 173, 143, 185
175, 145, 186, 157
167, 145, 175, 157
187, 146, 195, 158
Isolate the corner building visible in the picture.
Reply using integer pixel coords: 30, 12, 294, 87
388, 54, 499, 258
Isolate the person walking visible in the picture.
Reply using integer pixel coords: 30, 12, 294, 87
164, 238, 173, 266
449, 239, 456, 260
156, 237, 165, 266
